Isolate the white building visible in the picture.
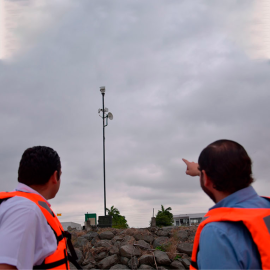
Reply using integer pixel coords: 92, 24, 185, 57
61, 222, 82, 231
173, 213, 206, 226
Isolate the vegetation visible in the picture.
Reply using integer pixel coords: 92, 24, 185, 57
155, 246, 165, 252
156, 205, 174, 227
106, 205, 129, 229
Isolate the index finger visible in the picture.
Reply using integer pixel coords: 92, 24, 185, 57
182, 158, 190, 165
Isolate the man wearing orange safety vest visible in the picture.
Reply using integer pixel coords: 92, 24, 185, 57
0, 146, 81, 270
183, 139, 270, 269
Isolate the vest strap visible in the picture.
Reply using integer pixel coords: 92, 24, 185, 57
191, 260, 198, 269
68, 253, 83, 270
63, 231, 78, 261
33, 257, 68, 270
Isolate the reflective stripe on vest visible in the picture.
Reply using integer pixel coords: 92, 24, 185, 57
0, 191, 70, 270
190, 204, 270, 270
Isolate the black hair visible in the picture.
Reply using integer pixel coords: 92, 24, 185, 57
18, 146, 61, 186
198, 139, 254, 193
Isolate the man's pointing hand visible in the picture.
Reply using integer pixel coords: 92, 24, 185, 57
182, 158, 200, 176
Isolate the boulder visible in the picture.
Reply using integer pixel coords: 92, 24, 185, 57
99, 231, 114, 240
125, 228, 135, 236
98, 254, 119, 269
112, 235, 124, 244
156, 230, 170, 237
120, 257, 129, 265
120, 244, 142, 258
96, 240, 112, 249
170, 260, 185, 269
110, 264, 129, 269
136, 240, 151, 250
94, 252, 107, 261
139, 254, 154, 266
139, 265, 155, 269
81, 251, 95, 266
152, 237, 169, 249
74, 237, 89, 249
177, 243, 193, 255
122, 235, 135, 244
181, 258, 191, 269
175, 231, 188, 241
134, 232, 154, 244
109, 246, 119, 255
128, 257, 139, 269
82, 262, 96, 269
91, 237, 99, 246
154, 250, 171, 265
83, 232, 99, 241
114, 241, 121, 249
74, 248, 84, 265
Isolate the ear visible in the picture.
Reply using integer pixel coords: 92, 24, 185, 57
201, 170, 212, 187
50, 170, 59, 184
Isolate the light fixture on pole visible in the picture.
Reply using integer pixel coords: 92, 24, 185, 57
98, 86, 113, 219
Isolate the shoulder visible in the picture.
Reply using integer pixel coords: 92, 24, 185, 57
0, 196, 48, 227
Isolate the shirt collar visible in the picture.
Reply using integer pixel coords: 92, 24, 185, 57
210, 185, 257, 210
15, 183, 51, 207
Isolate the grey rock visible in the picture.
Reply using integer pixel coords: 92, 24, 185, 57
188, 231, 196, 237
120, 244, 142, 258
139, 254, 154, 266
177, 243, 193, 255
157, 267, 169, 270
181, 254, 190, 259
122, 235, 135, 243
136, 240, 151, 250
114, 241, 121, 249
152, 237, 169, 249
74, 237, 89, 249
82, 262, 96, 269
99, 231, 115, 240
98, 254, 119, 269
83, 232, 99, 241
91, 237, 99, 246
74, 248, 84, 265
95, 252, 107, 261
156, 230, 170, 237
110, 264, 129, 269
170, 260, 185, 269
96, 240, 112, 249
154, 250, 171, 265
176, 231, 188, 241
181, 258, 191, 269
125, 228, 135, 236
139, 265, 154, 269
128, 257, 139, 269
69, 262, 77, 269
120, 257, 129, 265
112, 235, 124, 244
134, 232, 154, 244
109, 246, 119, 255
81, 251, 95, 266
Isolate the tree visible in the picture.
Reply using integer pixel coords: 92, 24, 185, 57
156, 205, 174, 227
106, 205, 129, 229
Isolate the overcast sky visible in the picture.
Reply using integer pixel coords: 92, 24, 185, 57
0, 0, 270, 227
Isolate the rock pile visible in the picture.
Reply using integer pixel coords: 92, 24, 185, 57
69, 226, 196, 269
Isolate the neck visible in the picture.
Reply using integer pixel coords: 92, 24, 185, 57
214, 191, 231, 203
29, 184, 51, 200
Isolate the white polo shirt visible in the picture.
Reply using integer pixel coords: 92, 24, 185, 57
0, 183, 57, 270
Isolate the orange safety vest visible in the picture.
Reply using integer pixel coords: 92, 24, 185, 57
0, 191, 72, 270
190, 205, 270, 270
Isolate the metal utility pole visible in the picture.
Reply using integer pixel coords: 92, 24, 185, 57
98, 86, 113, 217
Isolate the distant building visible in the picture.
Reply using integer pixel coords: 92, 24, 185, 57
61, 222, 82, 231
173, 213, 206, 226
